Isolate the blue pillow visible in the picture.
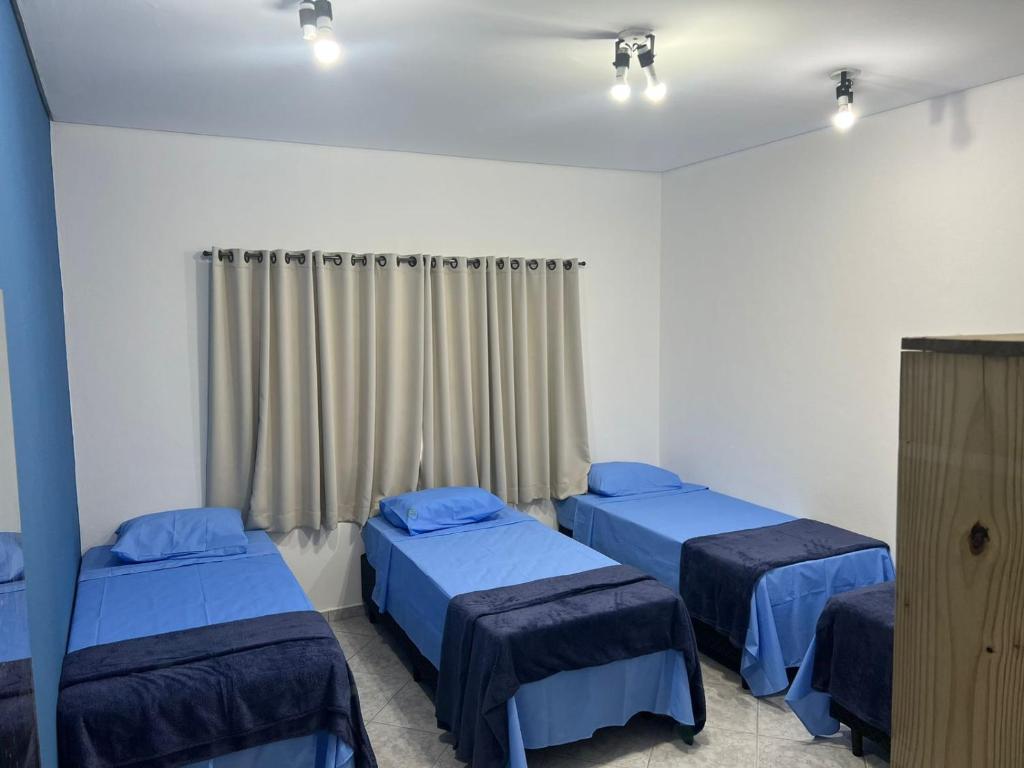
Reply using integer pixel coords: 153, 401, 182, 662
112, 507, 248, 563
379, 487, 504, 535
0, 533, 24, 583
588, 462, 684, 497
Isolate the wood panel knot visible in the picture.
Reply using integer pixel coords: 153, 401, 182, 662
969, 522, 990, 555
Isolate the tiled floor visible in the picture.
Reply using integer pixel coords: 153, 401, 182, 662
330, 613, 891, 768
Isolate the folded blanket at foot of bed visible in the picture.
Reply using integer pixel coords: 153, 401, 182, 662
0, 658, 41, 768
680, 518, 888, 649
58, 610, 377, 768
812, 581, 895, 735
436, 564, 706, 768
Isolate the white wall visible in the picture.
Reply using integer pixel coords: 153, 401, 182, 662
660, 74, 1024, 547
51, 123, 662, 611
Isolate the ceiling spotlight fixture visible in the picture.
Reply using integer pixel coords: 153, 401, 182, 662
610, 39, 631, 102
298, 0, 316, 41
610, 31, 666, 104
299, 0, 341, 66
831, 68, 859, 131
636, 34, 666, 102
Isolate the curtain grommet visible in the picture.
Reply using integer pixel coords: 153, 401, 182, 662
376, 255, 388, 267
496, 258, 505, 270
527, 259, 538, 270
511, 259, 520, 270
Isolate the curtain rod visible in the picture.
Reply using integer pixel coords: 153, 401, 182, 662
201, 250, 586, 269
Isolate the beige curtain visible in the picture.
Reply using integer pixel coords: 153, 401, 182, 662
490, 258, 589, 502
207, 249, 588, 531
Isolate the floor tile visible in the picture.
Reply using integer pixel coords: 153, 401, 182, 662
757, 737, 865, 768
649, 726, 757, 767
373, 680, 445, 734
351, 670, 407, 721
366, 721, 448, 768
348, 637, 414, 684
332, 612, 378, 637
537, 714, 668, 767
698, 655, 743, 689
703, 677, 758, 734
333, 628, 374, 658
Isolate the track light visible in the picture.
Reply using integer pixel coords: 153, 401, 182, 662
831, 69, 859, 131
298, 0, 316, 41
636, 35, 666, 103
610, 31, 666, 104
610, 40, 631, 102
299, 0, 341, 66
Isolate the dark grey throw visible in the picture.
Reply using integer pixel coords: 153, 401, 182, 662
0, 658, 40, 768
811, 581, 895, 735
58, 610, 377, 768
680, 518, 888, 649
436, 564, 706, 768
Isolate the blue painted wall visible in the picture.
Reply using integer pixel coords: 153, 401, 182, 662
0, 2, 81, 766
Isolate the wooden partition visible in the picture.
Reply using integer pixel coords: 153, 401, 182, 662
893, 336, 1024, 767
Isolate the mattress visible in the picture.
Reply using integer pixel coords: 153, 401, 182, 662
0, 579, 30, 663
362, 508, 696, 760
561, 488, 895, 695
70, 531, 353, 768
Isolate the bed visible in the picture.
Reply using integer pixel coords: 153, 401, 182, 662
362, 504, 705, 768
786, 581, 894, 757
556, 467, 895, 697
59, 528, 373, 768
0, 577, 39, 768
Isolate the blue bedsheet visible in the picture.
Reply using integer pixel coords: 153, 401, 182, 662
71, 532, 353, 768
560, 489, 895, 696
0, 580, 30, 663
363, 509, 696, 767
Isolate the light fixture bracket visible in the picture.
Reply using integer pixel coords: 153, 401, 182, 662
831, 68, 860, 104
612, 39, 630, 70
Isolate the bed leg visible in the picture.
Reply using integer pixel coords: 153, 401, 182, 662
851, 729, 864, 757
740, 677, 750, 691
365, 602, 380, 625
678, 725, 696, 746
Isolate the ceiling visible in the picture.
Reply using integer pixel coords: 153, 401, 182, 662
17, 0, 1024, 172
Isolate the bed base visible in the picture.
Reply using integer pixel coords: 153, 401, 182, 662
359, 554, 435, 684
831, 701, 890, 759
358, 554, 696, 745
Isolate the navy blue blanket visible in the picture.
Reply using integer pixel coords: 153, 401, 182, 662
811, 581, 895, 735
58, 610, 377, 768
0, 658, 40, 768
436, 564, 706, 768
680, 518, 887, 649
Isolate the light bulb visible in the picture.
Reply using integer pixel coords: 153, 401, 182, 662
833, 102, 855, 131
314, 33, 341, 65
642, 64, 666, 102
645, 79, 666, 103
611, 67, 630, 102
299, 1, 316, 40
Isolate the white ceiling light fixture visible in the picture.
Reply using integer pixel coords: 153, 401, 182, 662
636, 34, 666, 102
831, 68, 859, 131
611, 31, 666, 104
299, 0, 341, 66
610, 39, 631, 102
